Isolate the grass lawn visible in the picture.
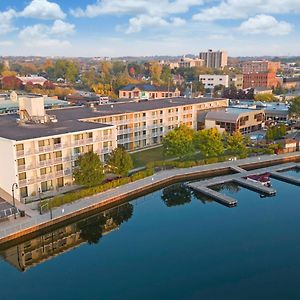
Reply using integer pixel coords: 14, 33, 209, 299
130, 146, 174, 168
130, 146, 207, 168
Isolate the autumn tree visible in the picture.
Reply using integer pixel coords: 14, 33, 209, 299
149, 62, 162, 84
163, 125, 195, 158
106, 146, 133, 176
194, 128, 224, 157
73, 152, 105, 187
224, 132, 248, 156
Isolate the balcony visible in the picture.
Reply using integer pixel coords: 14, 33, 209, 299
16, 150, 25, 158
94, 135, 114, 142
18, 164, 36, 173
72, 138, 93, 147
38, 145, 52, 153
53, 157, 63, 164
64, 169, 72, 176
38, 159, 53, 168
54, 143, 62, 150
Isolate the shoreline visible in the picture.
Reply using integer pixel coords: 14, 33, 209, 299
0, 152, 300, 246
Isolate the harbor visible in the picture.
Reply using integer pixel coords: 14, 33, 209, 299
188, 162, 299, 207
0, 152, 300, 245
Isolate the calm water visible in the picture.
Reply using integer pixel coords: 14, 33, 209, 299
1, 177, 300, 300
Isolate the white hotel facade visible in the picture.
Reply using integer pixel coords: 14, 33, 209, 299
0, 95, 228, 203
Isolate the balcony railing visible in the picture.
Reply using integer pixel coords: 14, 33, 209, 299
38, 145, 52, 153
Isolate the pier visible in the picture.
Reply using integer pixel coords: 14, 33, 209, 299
270, 172, 300, 186
189, 185, 237, 207
232, 178, 276, 195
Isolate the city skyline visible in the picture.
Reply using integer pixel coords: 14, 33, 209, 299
0, 0, 300, 57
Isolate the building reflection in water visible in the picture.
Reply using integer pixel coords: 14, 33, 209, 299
0, 203, 133, 272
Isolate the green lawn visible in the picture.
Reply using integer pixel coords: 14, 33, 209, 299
130, 146, 206, 168
130, 146, 172, 168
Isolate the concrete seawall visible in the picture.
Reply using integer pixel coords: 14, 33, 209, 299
0, 152, 300, 246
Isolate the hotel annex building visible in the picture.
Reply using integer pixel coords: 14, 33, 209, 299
0, 95, 229, 203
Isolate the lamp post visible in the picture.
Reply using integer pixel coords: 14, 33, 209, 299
11, 183, 18, 219
38, 187, 42, 215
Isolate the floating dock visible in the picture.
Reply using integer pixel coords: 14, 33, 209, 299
230, 166, 247, 174
189, 184, 237, 207
232, 178, 276, 195
270, 172, 300, 186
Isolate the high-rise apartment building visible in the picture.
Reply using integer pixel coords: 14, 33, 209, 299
199, 49, 228, 69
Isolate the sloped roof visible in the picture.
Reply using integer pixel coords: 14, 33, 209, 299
120, 84, 176, 92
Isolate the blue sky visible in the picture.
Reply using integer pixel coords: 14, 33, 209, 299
0, 0, 299, 57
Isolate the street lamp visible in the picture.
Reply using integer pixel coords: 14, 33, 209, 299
11, 183, 18, 219
38, 187, 42, 215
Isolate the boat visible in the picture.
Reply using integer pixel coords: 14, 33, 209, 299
243, 172, 271, 187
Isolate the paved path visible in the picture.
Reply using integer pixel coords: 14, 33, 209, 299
0, 152, 300, 242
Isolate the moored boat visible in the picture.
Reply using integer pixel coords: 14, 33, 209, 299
244, 172, 271, 187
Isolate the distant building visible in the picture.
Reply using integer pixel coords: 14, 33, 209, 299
242, 61, 281, 74
204, 108, 265, 134
17, 76, 48, 86
243, 72, 280, 89
119, 84, 180, 99
254, 87, 273, 95
199, 49, 228, 69
67, 92, 101, 105
229, 74, 243, 89
178, 57, 204, 69
199, 74, 229, 89
279, 77, 300, 90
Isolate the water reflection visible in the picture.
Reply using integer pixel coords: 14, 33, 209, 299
161, 184, 192, 207
0, 203, 133, 272
211, 182, 241, 194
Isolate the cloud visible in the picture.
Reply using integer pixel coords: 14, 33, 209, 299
0, 9, 17, 35
71, 0, 203, 33
19, 20, 74, 48
239, 14, 292, 36
193, 0, 300, 22
71, 0, 204, 17
50, 20, 75, 35
20, 0, 66, 20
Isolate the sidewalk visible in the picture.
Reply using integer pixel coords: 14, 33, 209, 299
0, 152, 299, 243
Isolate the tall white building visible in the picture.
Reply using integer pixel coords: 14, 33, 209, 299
199, 50, 228, 69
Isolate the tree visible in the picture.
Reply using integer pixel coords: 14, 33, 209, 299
224, 132, 248, 156
73, 152, 105, 187
289, 97, 300, 118
106, 147, 133, 177
254, 93, 276, 102
160, 65, 172, 85
163, 125, 195, 158
194, 128, 224, 157
149, 62, 162, 83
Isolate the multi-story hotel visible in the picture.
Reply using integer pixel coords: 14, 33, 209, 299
0, 94, 228, 203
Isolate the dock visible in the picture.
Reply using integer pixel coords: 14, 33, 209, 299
270, 172, 300, 186
230, 166, 247, 173
189, 184, 237, 207
232, 178, 276, 195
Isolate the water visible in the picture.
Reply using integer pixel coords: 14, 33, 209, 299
1, 178, 300, 300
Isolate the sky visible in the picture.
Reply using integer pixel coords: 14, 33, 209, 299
0, 0, 300, 57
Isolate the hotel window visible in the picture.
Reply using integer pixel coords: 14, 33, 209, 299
16, 144, 24, 152
74, 134, 84, 141
55, 164, 63, 172
57, 177, 64, 188
54, 151, 62, 158
86, 145, 93, 152
19, 172, 27, 181
39, 153, 51, 161
53, 137, 61, 145
87, 132, 93, 139
20, 187, 28, 198
17, 158, 25, 166
41, 180, 53, 192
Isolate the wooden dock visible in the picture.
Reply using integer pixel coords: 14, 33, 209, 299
270, 172, 300, 186
232, 178, 276, 195
189, 184, 237, 207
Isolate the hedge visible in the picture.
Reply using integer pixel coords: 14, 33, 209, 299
42, 168, 154, 210
42, 153, 248, 211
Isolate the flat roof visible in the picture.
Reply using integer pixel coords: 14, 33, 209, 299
0, 114, 113, 141
206, 107, 264, 123
0, 97, 226, 141
51, 97, 225, 119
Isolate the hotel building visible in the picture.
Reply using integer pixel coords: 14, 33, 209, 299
0, 95, 228, 203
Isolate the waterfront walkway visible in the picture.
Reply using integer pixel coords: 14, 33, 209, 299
0, 152, 300, 244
